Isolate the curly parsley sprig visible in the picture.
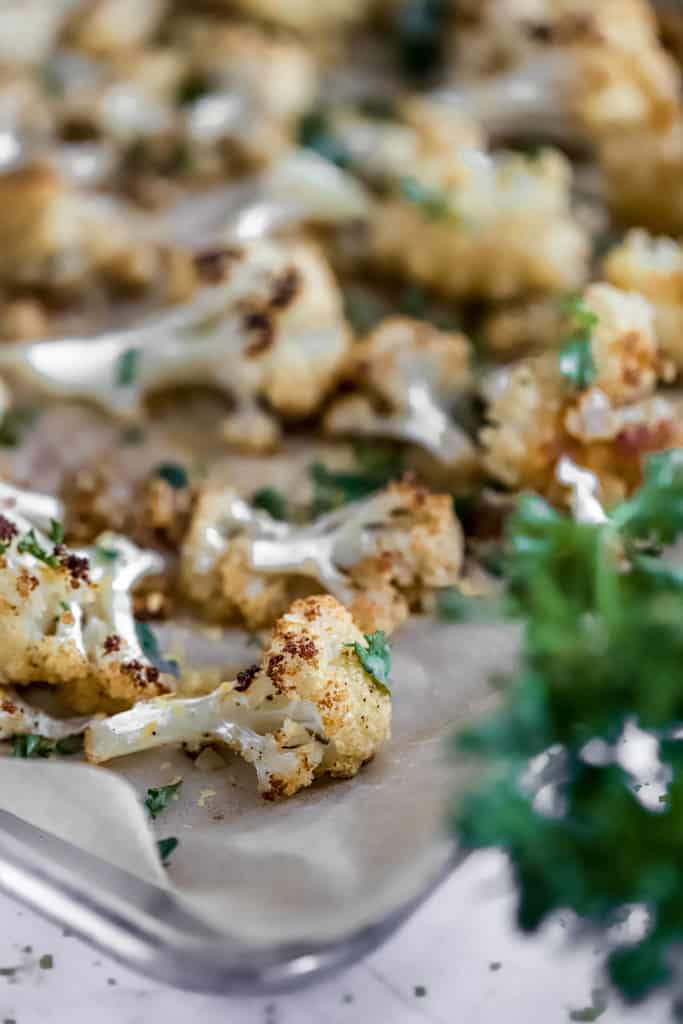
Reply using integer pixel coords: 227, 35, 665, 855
452, 450, 683, 1010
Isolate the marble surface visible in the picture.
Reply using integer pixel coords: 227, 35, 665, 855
0, 850, 673, 1024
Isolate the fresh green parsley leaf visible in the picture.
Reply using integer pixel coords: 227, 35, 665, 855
155, 462, 188, 490
349, 631, 392, 693
399, 176, 452, 220
145, 780, 182, 820
135, 620, 180, 678
115, 347, 141, 388
298, 111, 351, 168
11, 735, 53, 758
47, 519, 64, 545
17, 529, 59, 568
157, 837, 179, 866
55, 734, 84, 756
252, 487, 288, 521
0, 402, 43, 448
59, 600, 70, 612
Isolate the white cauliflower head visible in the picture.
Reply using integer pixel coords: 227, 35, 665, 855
86, 594, 392, 799
0, 481, 173, 713
180, 478, 464, 634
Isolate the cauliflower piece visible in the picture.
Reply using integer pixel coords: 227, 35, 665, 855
180, 479, 464, 634
451, 0, 680, 139
481, 282, 678, 503
0, 239, 350, 440
0, 163, 176, 298
598, 121, 683, 235
86, 594, 392, 798
369, 148, 589, 300
0, 481, 172, 713
324, 317, 477, 478
67, 0, 168, 56
0, 685, 90, 741
605, 229, 683, 369
224, 0, 370, 34
482, 296, 565, 358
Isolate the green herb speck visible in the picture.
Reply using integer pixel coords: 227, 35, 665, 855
115, 347, 141, 388
145, 780, 182, 820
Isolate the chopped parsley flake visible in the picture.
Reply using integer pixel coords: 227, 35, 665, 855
400, 176, 452, 220
157, 836, 179, 866
135, 620, 180, 678
47, 519, 64, 545
436, 589, 504, 623
298, 111, 351, 168
38, 955, 53, 970
569, 990, 608, 1021
309, 443, 402, 516
252, 487, 288, 521
558, 295, 598, 391
0, 402, 43, 448
12, 735, 53, 758
95, 545, 119, 562
349, 631, 392, 693
55, 734, 84, 756
145, 780, 182, 820
155, 462, 188, 490
115, 347, 141, 388
17, 529, 59, 568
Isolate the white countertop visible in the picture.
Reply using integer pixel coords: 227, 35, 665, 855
0, 850, 673, 1023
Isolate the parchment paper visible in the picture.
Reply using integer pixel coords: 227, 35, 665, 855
0, 402, 517, 948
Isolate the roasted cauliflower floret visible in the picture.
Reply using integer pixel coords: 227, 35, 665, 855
86, 594, 392, 798
224, 0, 370, 34
0, 163, 180, 299
452, 0, 680, 139
0, 684, 90, 742
0, 481, 172, 713
369, 148, 589, 300
0, 239, 350, 442
482, 296, 566, 358
66, 0, 169, 57
599, 122, 683, 235
325, 317, 477, 478
481, 282, 678, 503
180, 479, 463, 634
605, 230, 683, 369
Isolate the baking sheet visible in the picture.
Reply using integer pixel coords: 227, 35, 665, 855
0, 401, 517, 949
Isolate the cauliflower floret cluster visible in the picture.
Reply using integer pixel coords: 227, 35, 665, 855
180, 478, 463, 635
0, 238, 350, 449
0, 481, 172, 715
481, 282, 680, 504
369, 147, 589, 300
324, 316, 477, 480
86, 594, 392, 799
605, 229, 683, 369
